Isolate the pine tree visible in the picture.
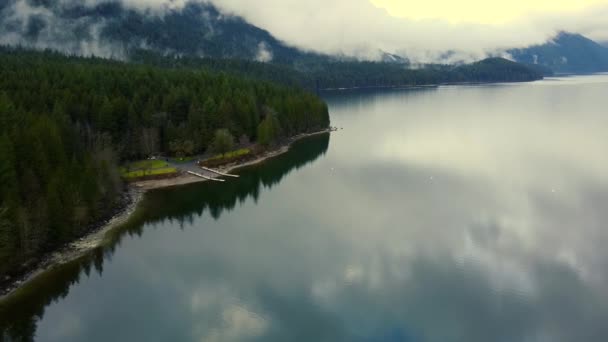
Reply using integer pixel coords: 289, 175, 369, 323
211, 129, 235, 156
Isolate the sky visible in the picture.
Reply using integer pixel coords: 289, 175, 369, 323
205, 0, 608, 62
370, 0, 608, 24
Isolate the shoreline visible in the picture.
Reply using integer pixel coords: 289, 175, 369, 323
319, 79, 543, 92
0, 188, 143, 299
132, 128, 333, 191
0, 128, 332, 300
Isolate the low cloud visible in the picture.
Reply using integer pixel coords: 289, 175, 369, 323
2, 0, 608, 63
209, 0, 608, 62
0, 0, 127, 58
255, 41, 273, 63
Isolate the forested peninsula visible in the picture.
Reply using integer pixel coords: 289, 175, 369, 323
0, 46, 544, 291
0, 48, 329, 283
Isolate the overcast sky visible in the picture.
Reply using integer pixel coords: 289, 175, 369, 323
5, 0, 608, 62
198, 0, 608, 61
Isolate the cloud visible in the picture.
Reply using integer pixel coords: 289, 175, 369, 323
2, 0, 608, 63
0, 0, 128, 58
208, 0, 608, 62
255, 41, 273, 62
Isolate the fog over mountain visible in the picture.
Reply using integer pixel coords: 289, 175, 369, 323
212, 0, 608, 62
0, 0, 309, 61
509, 32, 608, 73
1, 0, 608, 66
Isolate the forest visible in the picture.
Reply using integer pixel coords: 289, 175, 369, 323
0, 48, 330, 279
130, 51, 545, 91
0, 47, 542, 284
302, 57, 545, 89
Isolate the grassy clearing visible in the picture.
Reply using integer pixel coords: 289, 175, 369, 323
206, 148, 251, 162
125, 160, 169, 170
120, 160, 177, 180
121, 167, 178, 180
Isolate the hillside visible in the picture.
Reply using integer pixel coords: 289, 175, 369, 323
0, 0, 543, 88
509, 32, 608, 73
304, 58, 543, 89
0, 0, 321, 64
130, 52, 543, 89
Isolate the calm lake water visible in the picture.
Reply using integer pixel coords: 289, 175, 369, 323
2, 75, 608, 341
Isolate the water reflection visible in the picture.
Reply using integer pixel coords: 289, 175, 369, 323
2, 75, 608, 342
0, 133, 330, 341
118, 132, 330, 227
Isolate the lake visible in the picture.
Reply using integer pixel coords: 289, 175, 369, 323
2, 74, 608, 341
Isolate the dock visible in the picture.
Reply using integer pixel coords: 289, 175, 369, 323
187, 171, 225, 182
200, 166, 240, 178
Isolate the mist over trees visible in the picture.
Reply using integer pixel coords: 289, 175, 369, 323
0, 0, 546, 88
509, 32, 608, 73
0, 0, 310, 63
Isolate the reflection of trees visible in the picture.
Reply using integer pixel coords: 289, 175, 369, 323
0, 248, 106, 341
126, 132, 330, 227
322, 87, 436, 107
0, 133, 329, 341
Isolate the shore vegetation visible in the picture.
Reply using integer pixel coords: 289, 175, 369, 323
0, 48, 329, 280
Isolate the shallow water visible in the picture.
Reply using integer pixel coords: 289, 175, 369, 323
2, 75, 608, 341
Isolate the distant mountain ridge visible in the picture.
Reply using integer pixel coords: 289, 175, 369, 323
0, 0, 543, 87
509, 32, 608, 73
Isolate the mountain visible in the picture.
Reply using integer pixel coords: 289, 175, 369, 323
0, 0, 543, 87
380, 51, 409, 64
0, 0, 318, 64
509, 32, 608, 73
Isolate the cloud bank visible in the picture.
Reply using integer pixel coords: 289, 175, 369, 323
209, 0, 608, 62
1, 0, 608, 63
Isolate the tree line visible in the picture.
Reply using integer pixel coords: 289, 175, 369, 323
301, 57, 544, 89
0, 48, 329, 278
131, 50, 544, 91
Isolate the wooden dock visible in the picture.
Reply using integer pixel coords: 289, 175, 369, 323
187, 171, 225, 182
200, 166, 240, 178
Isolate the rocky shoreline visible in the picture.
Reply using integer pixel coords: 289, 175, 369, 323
0, 128, 333, 300
0, 187, 143, 298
